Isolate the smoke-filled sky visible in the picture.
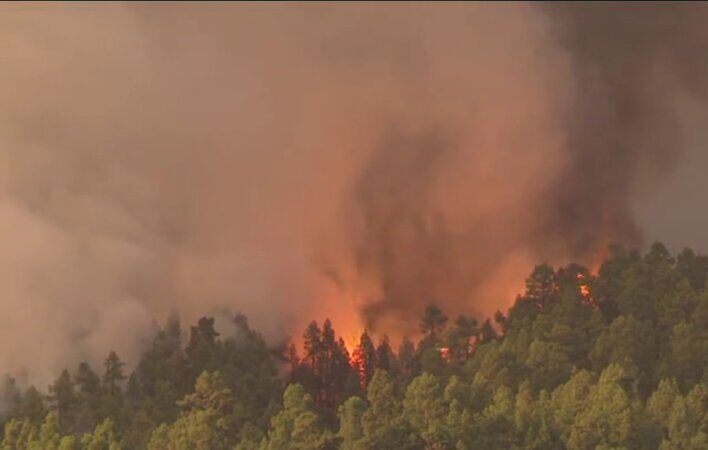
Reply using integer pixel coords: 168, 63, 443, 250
1, 2, 707, 384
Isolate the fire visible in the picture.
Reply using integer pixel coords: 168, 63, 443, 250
349, 346, 367, 388
577, 273, 591, 299
590, 246, 609, 274
288, 269, 371, 353
575, 272, 597, 307
579, 284, 590, 297
288, 243, 609, 364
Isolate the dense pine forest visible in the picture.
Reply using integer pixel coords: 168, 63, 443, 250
1, 242, 707, 449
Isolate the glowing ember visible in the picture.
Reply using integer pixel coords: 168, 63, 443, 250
579, 284, 590, 297
575, 272, 597, 307
439, 346, 451, 362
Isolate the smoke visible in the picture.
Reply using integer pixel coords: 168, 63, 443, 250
0, 3, 705, 383
537, 3, 708, 262
349, 3, 708, 329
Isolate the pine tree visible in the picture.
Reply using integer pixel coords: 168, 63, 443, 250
398, 337, 419, 387
375, 336, 393, 372
446, 315, 478, 365
302, 321, 322, 372
74, 362, 101, 433
48, 370, 78, 433
419, 305, 448, 341
360, 370, 416, 449
403, 373, 449, 448
351, 331, 377, 389
261, 384, 334, 450
102, 352, 126, 397
186, 317, 221, 378
338, 396, 366, 449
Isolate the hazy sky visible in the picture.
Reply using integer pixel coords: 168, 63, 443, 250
635, 100, 708, 254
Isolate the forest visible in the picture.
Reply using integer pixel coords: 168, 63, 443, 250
0, 242, 706, 449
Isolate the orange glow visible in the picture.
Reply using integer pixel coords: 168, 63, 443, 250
579, 284, 590, 297
287, 239, 609, 356
575, 272, 597, 307
349, 344, 366, 387
590, 246, 608, 274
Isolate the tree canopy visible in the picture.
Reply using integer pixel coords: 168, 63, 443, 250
1, 243, 707, 449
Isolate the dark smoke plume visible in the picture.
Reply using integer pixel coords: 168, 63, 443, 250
353, 129, 451, 325
350, 3, 708, 330
538, 3, 708, 260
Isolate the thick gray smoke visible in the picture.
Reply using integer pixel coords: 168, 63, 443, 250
0, 3, 706, 383
352, 3, 708, 328
536, 3, 708, 262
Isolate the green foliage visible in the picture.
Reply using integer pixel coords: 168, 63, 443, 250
261, 384, 335, 450
445, 315, 478, 365
403, 373, 448, 448
337, 397, 366, 450
146, 371, 235, 450
565, 365, 639, 449
360, 370, 417, 449
526, 339, 573, 390
2, 417, 36, 450
81, 418, 120, 450
34, 411, 62, 450
0, 243, 706, 450
102, 353, 125, 398
74, 362, 101, 434
48, 370, 78, 432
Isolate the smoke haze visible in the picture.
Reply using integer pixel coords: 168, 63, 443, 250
538, 3, 708, 261
0, 2, 706, 383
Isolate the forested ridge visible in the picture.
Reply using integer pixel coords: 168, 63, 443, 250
1, 242, 707, 449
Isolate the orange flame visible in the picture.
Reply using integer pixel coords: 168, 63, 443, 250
575, 272, 597, 307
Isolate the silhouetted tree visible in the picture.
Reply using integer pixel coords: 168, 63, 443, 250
351, 331, 377, 389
